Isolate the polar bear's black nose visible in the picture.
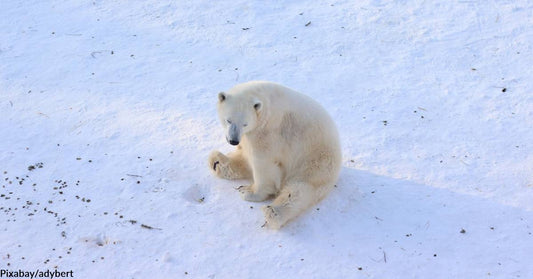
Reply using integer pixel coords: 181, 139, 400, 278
229, 139, 239, 146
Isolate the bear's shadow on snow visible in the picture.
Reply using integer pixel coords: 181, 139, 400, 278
282, 167, 531, 251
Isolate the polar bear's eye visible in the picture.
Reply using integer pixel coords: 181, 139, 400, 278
243, 123, 248, 127
226, 119, 232, 124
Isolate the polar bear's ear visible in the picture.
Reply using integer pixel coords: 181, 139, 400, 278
218, 92, 226, 102
253, 101, 262, 111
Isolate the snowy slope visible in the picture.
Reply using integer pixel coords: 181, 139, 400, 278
1, 0, 532, 278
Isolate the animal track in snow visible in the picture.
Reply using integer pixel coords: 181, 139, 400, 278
182, 184, 210, 204
79, 233, 120, 247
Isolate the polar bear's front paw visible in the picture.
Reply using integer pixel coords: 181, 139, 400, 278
262, 205, 284, 230
237, 185, 270, 202
237, 185, 255, 201
208, 150, 229, 178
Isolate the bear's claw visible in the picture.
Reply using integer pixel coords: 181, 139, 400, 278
262, 205, 283, 229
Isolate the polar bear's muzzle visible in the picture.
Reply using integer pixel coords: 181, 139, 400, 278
226, 123, 241, 146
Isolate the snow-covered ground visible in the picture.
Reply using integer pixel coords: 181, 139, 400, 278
1, 0, 532, 278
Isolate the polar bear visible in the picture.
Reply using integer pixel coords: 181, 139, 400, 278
208, 81, 342, 229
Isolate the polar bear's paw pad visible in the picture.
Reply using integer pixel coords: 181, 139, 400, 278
208, 151, 232, 178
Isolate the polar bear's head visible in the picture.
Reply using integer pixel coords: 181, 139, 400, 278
217, 91, 262, 146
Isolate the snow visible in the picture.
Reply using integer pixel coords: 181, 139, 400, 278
1, 0, 532, 278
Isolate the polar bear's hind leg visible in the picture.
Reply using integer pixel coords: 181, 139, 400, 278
262, 181, 323, 229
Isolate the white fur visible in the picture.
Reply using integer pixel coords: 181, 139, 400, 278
208, 81, 342, 229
